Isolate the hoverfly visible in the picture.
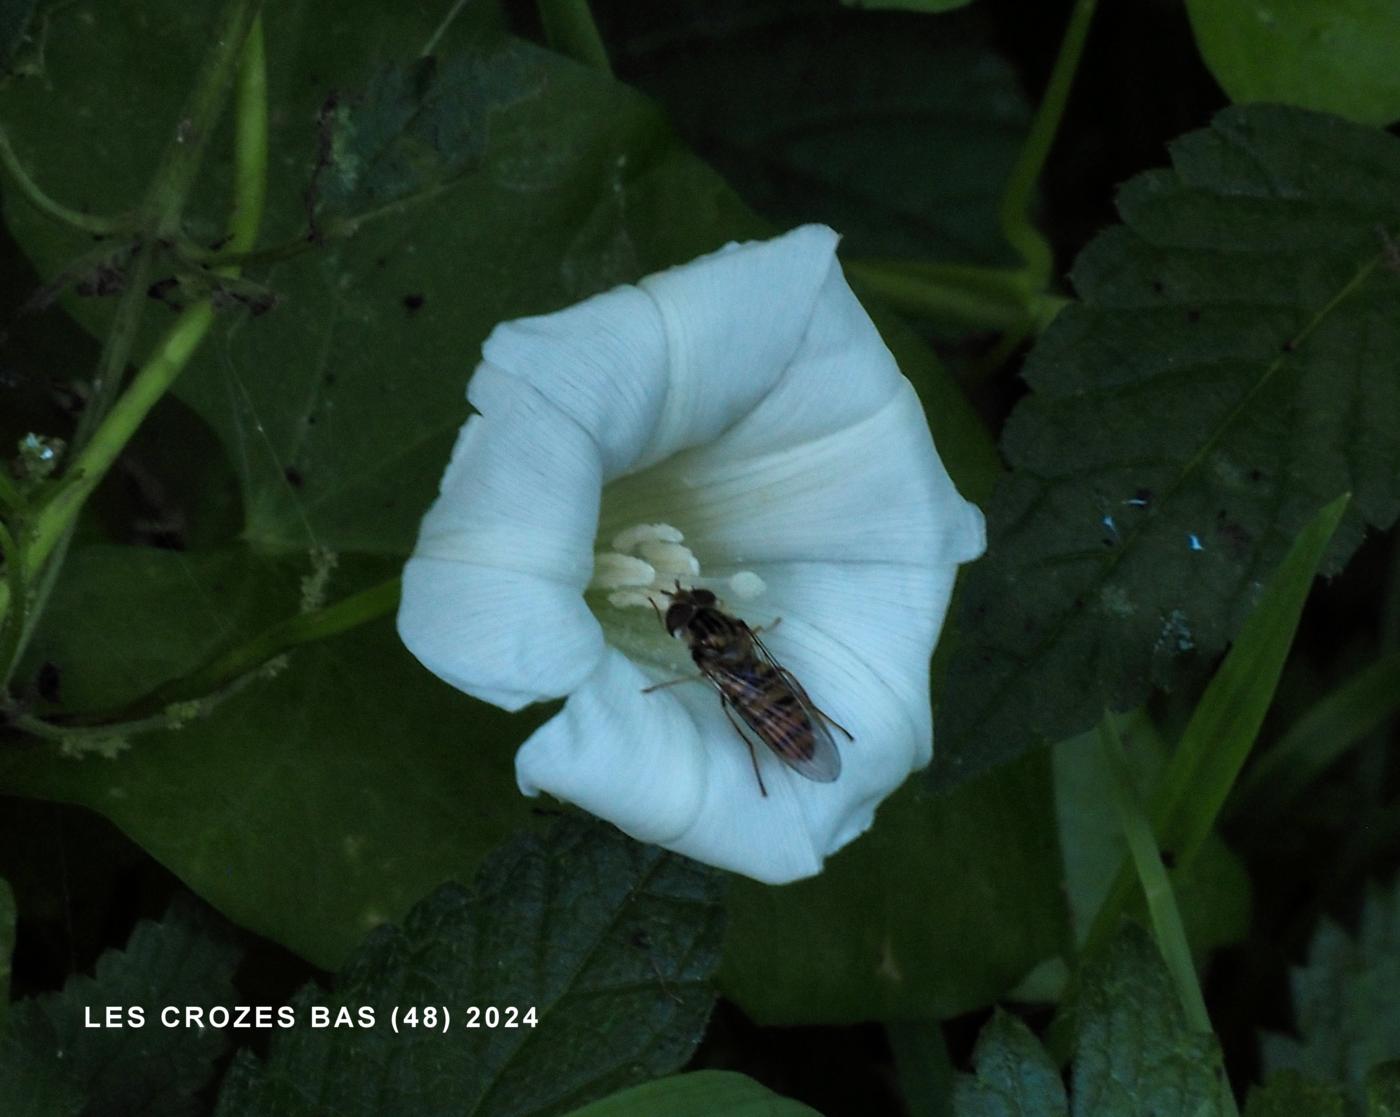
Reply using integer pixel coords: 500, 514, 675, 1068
643, 584, 851, 796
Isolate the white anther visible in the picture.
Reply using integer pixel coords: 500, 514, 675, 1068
590, 552, 656, 591
611, 522, 685, 554
728, 571, 766, 600
638, 540, 701, 576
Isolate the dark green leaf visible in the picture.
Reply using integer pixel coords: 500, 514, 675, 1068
621, 1, 1027, 267
1243, 1072, 1345, 1117
1263, 877, 1400, 1114
0, 0, 34, 69
721, 750, 1068, 1024
954, 1010, 1068, 1117
0, 902, 240, 1117
936, 105, 1400, 787
0, 546, 536, 970
1073, 926, 1228, 1116
1185, 0, 1400, 127
560, 1072, 822, 1117
214, 817, 724, 1117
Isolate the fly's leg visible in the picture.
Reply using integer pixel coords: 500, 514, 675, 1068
641, 673, 705, 694
749, 617, 783, 637
722, 702, 768, 797
814, 705, 854, 741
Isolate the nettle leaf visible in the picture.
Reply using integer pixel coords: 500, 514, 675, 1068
1262, 876, 1400, 1113
560, 1071, 822, 1117
954, 1010, 1068, 1117
214, 818, 725, 1117
0, 902, 240, 1117
954, 926, 1228, 1117
1073, 926, 1228, 1115
1185, 0, 1400, 128
936, 104, 1400, 786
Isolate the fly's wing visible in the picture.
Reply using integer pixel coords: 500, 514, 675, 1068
716, 643, 842, 783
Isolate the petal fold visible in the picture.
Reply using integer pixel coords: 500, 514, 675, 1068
633, 224, 841, 469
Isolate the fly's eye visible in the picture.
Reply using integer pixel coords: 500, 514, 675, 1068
693, 589, 717, 605
663, 603, 690, 633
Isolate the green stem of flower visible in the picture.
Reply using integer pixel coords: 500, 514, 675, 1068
537, 0, 611, 73
1096, 712, 1240, 1117
0, 122, 130, 236
846, 259, 1067, 334
998, 0, 1097, 289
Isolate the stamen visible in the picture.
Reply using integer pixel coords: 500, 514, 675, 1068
611, 522, 684, 554
638, 539, 700, 577
590, 552, 656, 591
728, 571, 766, 599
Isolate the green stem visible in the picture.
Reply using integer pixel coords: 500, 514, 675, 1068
33, 577, 401, 732
537, 0, 611, 73
0, 123, 129, 235
998, 0, 1097, 288
142, 0, 262, 237
1097, 714, 1239, 1117
846, 258, 1067, 334
0, 6, 267, 650
226, 14, 268, 259
1096, 714, 1209, 1029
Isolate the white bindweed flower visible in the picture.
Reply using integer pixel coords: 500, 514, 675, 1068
397, 225, 985, 884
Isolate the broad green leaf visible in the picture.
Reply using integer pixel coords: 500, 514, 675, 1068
214, 817, 725, 1117
1185, 0, 1400, 127
0, 546, 535, 969
1243, 1072, 1345, 1117
1073, 926, 1228, 1116
1263, 877, 1400, 1114
936, 105, 1400, 787
620, 0, 1026, 268
0, 902, 240, 1117
888, 1020, 957, 1117
721, 750, 1068, 1024
953, 1010, 1068, 1117
561, 1072, 822, 1117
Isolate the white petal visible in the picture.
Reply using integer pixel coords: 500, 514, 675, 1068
633, 224, 842, 469
398, 384, 606, 709
398, 558, 603, 711
605, 381, 987, 568
516, 615, 926, 884
515, 649, 710, 842
474, 285, 669, 479
707, 256, 906, 456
